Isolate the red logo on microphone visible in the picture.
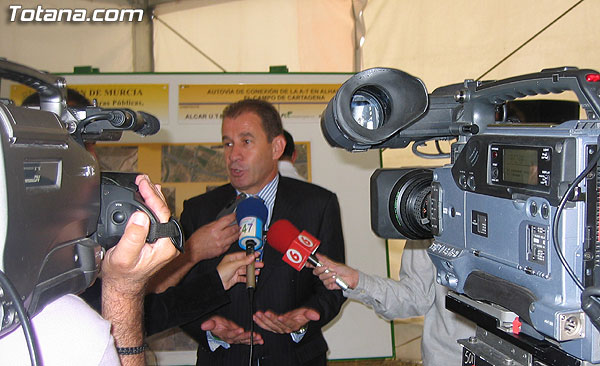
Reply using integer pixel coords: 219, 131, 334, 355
285, 249, 304, 264
281, 230, 320, 271
298, 234, 315, 248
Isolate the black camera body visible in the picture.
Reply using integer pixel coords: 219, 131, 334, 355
0, 59, 181, 339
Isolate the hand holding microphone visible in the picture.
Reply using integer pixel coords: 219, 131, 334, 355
266, 219, 349, 290
235, 197, 268, 290
217, 251, 264, 290
312, 253, 359, 291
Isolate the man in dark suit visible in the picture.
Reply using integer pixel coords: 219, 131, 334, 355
146, 99, 346, 365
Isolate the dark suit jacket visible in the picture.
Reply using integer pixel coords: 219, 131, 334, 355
160, 176, 347, 366
144, 269, 230, 336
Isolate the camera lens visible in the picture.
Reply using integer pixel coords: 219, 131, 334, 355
389, 169, 433, 239
350, 87, 389, 130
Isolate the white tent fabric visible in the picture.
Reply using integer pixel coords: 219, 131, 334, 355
0, 0, 354, 73
362, 0, 600, 90
0, 0, 136, 73
153, 0, 354, 73
3, 0, 597, 78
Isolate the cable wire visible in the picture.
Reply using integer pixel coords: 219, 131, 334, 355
552, 136, 600, 292
476, 0, 585, 81
411, 138, 453, 159
248, 288, 255, 366
0, 270, 41, 366
153, 14, 227, 72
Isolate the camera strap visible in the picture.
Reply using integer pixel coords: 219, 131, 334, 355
146, 216, 184, 253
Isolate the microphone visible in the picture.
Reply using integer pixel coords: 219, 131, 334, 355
266, 219, 349, 290
135, 111, 161, 136
235, 196, 268, 290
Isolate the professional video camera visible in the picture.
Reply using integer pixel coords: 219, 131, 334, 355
0, 59, 183, 342
322, 67, 600, 365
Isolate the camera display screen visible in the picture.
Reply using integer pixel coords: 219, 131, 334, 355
24, 161, 61, 189
489, 143, 552, 192
503, 148, 538, 185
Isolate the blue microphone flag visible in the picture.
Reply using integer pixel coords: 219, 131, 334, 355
235, 196, 268, 251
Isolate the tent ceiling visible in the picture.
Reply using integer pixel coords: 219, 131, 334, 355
86, 0, 239, 9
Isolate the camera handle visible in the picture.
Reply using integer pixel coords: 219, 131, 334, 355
472, 66, 600, 120
0, 58, 67, 118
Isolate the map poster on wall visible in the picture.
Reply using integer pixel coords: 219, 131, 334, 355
10, 84, 170, 124
178, 84, 340, 123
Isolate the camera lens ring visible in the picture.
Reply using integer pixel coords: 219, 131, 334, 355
388, 169, 433, 239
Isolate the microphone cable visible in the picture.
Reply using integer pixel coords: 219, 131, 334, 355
552, 135, 600, 293
248, 285, 255, 366
246, 241, 256, 366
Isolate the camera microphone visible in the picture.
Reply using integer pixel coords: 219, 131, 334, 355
106, 110, 128, 127
108, 109, 160, 136
235, 197, 268, 290
77, 108, 160, 142
135, 111, 160, 136
266, 219, 349, 290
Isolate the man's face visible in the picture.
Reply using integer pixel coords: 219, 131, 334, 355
222, 111, 283, 194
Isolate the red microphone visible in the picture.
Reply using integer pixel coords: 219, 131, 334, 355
267, 219, 349, 290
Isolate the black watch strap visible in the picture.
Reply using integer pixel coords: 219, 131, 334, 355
116, 344, 147, 355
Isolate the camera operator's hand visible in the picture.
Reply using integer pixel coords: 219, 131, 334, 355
101, 174, 178, 366
217, 251, 264, 290
101, 175, 177, 294
311, 253, 359, 290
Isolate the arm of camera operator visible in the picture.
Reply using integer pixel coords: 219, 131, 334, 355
312, 242, 437, 320
101, 175, 178, 366
147, 213, 239, 293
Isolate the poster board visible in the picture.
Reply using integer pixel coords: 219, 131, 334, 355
8, 72, 392, 363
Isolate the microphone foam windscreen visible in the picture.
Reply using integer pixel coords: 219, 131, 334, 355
267, 219, 300, 254
136, 111, 161, 136
235, 196, 268, 224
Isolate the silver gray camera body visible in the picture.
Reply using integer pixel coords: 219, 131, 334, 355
322, 66, 600, 364
427, 122, 600, 362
